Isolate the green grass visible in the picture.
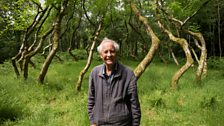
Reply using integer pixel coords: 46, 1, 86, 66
0, 58, 224, 126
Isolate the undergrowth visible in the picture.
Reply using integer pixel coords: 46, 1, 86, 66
0, 56, 224, 126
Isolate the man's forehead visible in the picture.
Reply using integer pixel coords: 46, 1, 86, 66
101, 41, 115, 47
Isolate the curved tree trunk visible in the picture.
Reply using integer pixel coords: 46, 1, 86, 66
38, 0, 68, 84
157, 20, 194, 89
76, 22, 102, 91
156, 0, 208, 86
23, 27, 54, 80
184, 31, 207, 81
11, 52, 22, 77
11, 5, 50, 79
23, 7, 53, 80
164, 11, 208, 81
18, 47, 28, 79
131, 3, 160, 80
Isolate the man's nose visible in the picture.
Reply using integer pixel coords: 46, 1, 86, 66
107, 52, 112, 56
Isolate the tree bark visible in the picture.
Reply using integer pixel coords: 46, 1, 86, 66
184, 31, 207, 80
11, 52, 22, 77
169, 12, 208, 81
76, 22, 102, 91
11, 4, 50, 79
157, 1, 208, 83
23, 27, 54, 79
157, 19, 194, 89
131, 3, 160, 80
38, 0, 69, 84
23, 6, 53, 80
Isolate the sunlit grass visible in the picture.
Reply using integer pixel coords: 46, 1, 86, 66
0, 58, 224, 126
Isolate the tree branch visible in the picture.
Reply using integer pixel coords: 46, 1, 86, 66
82, 0, 96, 27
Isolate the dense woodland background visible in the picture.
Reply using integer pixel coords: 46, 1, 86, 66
1, 0, 224, 85
0, 0, 224, 125
0, 0, 223, 63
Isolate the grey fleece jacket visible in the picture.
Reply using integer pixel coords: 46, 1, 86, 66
88, 62, 141, 126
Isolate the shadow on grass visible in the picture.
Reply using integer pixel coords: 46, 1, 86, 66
0, 105, 25, 124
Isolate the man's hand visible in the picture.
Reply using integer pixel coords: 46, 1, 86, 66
90, 124, 96, 126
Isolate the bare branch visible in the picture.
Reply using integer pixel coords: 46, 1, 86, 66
60, 15, 73, 38
82, 0, 96, 26
182, 0, 211, 26
31, 0, 43, 11
29, 6, 53, 51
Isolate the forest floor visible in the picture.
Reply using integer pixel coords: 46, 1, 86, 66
0, 58, 224, 126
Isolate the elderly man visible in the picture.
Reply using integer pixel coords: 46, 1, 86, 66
87, 38, 141, 126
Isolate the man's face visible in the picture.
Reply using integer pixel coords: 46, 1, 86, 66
100, 41, 117, 66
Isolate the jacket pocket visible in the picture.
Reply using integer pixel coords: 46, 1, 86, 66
110, 96, 130, 116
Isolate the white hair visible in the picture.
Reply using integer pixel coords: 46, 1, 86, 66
97, 38, 119, 53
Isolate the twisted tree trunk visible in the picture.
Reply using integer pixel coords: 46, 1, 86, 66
157, 20, 194, 89
11, 5, 50, 79
184, 31, 207, 81
156, 0, 208, 86
23, 27, 54, 80
38, 0, 69, 84
131, 3, 160, 80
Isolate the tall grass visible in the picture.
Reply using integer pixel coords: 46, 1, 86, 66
0, 57, 224, 126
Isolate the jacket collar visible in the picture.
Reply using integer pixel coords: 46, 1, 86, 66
98, 61, 121, 78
